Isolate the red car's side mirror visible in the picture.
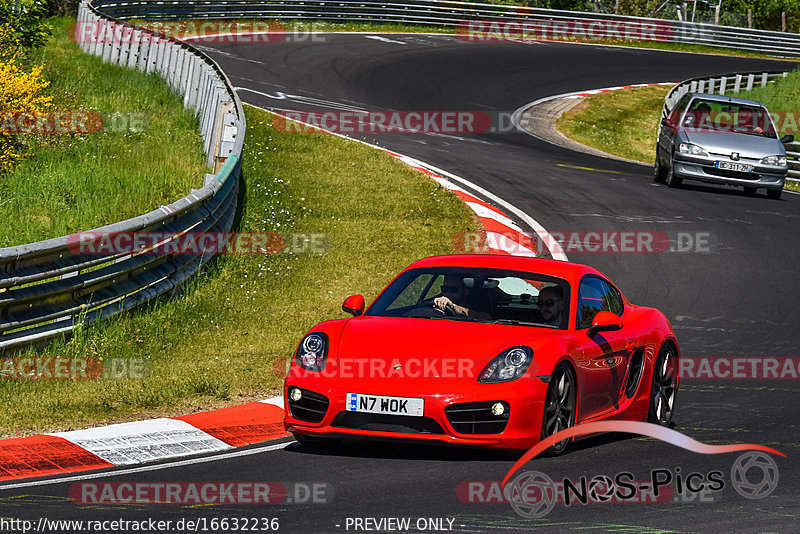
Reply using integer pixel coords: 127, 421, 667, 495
587, 311, 623, 337
342, 294, 365, 317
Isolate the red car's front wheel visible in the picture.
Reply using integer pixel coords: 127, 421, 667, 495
540, 363, 576, 456
648, 344, 678, 426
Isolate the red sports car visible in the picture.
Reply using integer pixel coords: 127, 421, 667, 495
283, 255, 679, 453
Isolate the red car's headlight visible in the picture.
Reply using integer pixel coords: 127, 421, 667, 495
478, 346, 533, 383
295, 332, 329, 372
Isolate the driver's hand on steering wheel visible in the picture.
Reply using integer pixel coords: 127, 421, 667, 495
434, 296, 462, 315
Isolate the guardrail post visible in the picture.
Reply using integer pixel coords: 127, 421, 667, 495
179, 48, 190, 91
719, 76, 726, 95
136, 32, 150, 72
707, 78, 714, 93
746, 74, 754, 91
93, 18, 107, 57
200, 71, 217, 139
733, 74, 742, 93
167, 45, 179, 89
147, 37, 162, 74
116, 26, 130, 66
186, 57, 203, 112
204, 86, 225, 164
126, 29, 138, 69
75, 4, 89, 53
761, 72, 768, 87
155, 37, 167, 76
690, 80, 697, 92
698, 80, 705, 92
218, 108, 237, 162
106, 22, 118, 63
183, 56, 196, 109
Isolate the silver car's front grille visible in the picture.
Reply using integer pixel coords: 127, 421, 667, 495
705, 167, 761, 181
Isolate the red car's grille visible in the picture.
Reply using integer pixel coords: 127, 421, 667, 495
288, 388, 329, 423
445, 401, 509, 434
330, 412, 445, 434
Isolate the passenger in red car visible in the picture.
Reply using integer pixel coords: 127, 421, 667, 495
433, 275, 490, 319
537, 285, 564, 327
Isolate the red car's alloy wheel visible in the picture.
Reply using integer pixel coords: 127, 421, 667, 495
541, 364, 576, 455
649, 345, 678, 426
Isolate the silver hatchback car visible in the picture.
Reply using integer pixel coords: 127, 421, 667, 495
655, 93, 792, 199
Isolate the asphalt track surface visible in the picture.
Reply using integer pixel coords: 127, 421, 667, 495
2, 36, 800, 533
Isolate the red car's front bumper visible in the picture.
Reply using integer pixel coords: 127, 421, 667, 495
283, 374, 549, 450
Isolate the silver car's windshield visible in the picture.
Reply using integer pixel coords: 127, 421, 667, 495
682, 100, 777, 138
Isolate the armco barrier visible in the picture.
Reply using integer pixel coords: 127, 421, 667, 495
88, 0, 800, 58
663, 70, 800, 181
0, 1, 245, 352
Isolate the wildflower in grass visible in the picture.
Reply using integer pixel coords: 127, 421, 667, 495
0, 23, 53, 174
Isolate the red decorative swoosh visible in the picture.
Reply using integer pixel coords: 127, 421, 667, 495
502, 421, 785, 487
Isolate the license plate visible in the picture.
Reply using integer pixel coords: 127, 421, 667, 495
715, 161, 753, 172
346, 393, 424, 417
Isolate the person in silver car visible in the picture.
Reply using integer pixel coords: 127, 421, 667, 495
655, 93, 792, 199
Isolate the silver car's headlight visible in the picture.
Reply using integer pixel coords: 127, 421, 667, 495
678, 143, 710, 157
760, 155, 787, 166
478, 346, 533, 383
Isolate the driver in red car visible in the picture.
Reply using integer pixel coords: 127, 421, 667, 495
433, 275, 490, 319
537, 285, 565, 327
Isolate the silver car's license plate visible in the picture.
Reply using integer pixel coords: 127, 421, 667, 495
346, 393, 424, 416
715, 161, 753, 172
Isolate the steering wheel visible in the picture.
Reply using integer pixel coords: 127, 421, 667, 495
433, 301, 458, 317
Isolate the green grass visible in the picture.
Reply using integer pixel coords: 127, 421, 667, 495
736, 69, 800, 134
556, 80, 800, 192
0, 17, 208, 248
0, 104, 479, 437
556, 85, 671, 163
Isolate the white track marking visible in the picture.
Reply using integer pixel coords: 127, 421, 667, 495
486, 232, 537, 257
182, 31, 453, 42
364, 35, 407, 45
404, 158, 568, 260
465, 202, 525, 232
0, 442, 293, 490
259, 396, 285, 408
239, 99, 567, 260
49, 419, 230, 466
234, 87, 368, 112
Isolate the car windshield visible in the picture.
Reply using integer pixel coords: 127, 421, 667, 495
682, 99, 776, 138
365, 267, 571, 329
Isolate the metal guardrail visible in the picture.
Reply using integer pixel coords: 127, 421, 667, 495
663, 70, 800, 181
0, 1, 245, 352
86, 0, 800, 58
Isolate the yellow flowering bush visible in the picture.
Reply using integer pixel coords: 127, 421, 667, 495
0, 23, 52, 174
